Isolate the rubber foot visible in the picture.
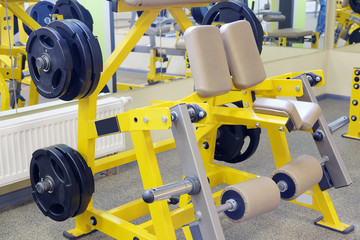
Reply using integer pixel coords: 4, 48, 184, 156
342, 134, 360, 141
314, 216, 355, 234
63, 230, 97, 240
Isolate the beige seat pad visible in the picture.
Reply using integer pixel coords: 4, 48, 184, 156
267, 28, 313, 38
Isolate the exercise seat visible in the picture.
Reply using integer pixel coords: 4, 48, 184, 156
253, 98, 322, 131
266, 28, 313, 39
219, 20, 321, 131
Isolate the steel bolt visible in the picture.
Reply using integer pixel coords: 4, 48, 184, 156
244, 103, 249, 108
161, 116, 168, 122
353, 100, 358, 106
202, 142, 209, 149
198, 111, 205, 118
355, 70, 360, 75
255, 123, 260, 128
315, 76, 321, 82
277, 180, 288, 192
90, 216, 97, 226
351, 115, 357, 121
143, 116, 149, 123
279, 126, 284, 131
171, 112, 177, 121
194, 211, 202, 221
242, 91, 247, 94
354, 83, 359, 89
277, 86, 281, 91
35, 176, 54, 194
295, 86, 300, 91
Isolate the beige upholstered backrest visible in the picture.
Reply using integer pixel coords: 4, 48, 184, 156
184, 25, 233, 98
220, 20, 266, 89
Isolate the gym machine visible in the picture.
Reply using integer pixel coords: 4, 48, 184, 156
335, 0, 360, 47
343, 67, 360, 140
27, 0, 354, 239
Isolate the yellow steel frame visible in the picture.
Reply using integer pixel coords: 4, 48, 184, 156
68, 23, 352, 235
275, 34, 319, 48
343, 67, 360, 140
114, 3, 201, 91
41, 1, 351, 238
334, 4, 360, 47
147, 49, 177, 82
0, 1, 42, 110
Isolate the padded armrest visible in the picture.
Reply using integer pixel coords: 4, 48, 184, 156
289, 100, 322, 131
253, 98, 302, 130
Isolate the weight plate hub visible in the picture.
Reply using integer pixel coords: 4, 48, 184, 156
26, 27, 73, 98
215, 125, 261, 163
26, 19, 102, 100
202, 1, 263, 54
52, 0, 94, 32
47, 20, 92, 100
349, 0, 360, 14
23, 1, 54, 35
30, 144, 94, 222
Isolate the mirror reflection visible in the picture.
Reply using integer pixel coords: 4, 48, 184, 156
0, 0, 328, 114
334, 0, 360, 49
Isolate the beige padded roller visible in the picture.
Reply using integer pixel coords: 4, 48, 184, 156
342, 0, 349, 7
272, 155, 323, 201
124, 0, 222, 7
253, 98, 303, 130
220, 177, 280, 222
184, 25, 232, 98
220, 20, 266, 89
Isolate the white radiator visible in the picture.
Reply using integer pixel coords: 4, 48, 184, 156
0, 97, 131, 187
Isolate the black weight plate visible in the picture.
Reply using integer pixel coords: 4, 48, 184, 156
52, 0, 94, 32
48, 20, 92, 100
349, 0, 360, 14
23, 1, 54, 35
191, 6, 212, 24
26, 27, 73, 98
349, 28, 360, 44
56, 144, 94, 217
72, 20, 103, 97
202, 1, 263, 54
30, 146, 80, 221
225, 126, 261, 163
215, 124, 245, 161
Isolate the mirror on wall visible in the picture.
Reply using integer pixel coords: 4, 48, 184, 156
254, 0, 325, 50
334, 0, 360, 51
0, 0, 329, 115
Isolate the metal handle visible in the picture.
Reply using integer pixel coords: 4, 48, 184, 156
142, 175, 201, 203
328, 116, 349, 134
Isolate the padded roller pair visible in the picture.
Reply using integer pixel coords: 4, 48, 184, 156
221, 155, 322, 222
221, 177, 280, 222
272, 155, 323, 201
183, 20, 265, 98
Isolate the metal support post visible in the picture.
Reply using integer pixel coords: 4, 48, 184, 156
170, 104, 225, 240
